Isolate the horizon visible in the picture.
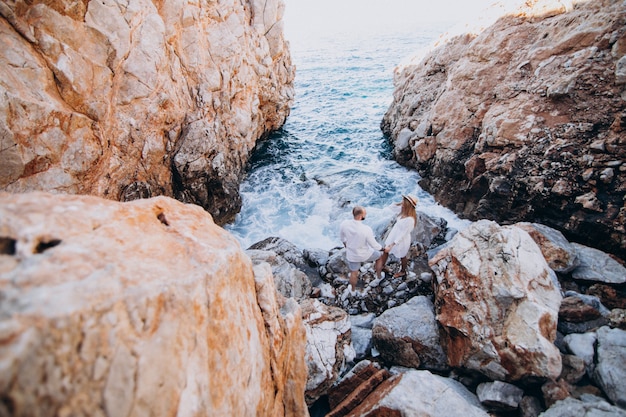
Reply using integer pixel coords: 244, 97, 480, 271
282, 0, 527, 47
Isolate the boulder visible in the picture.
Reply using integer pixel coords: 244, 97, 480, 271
571, 243, 626, 284
430, 220, 563, 381
247, 249, 313, 302
514, 222, 579, 273
593, 326, 626, 408
372, 296, 448, 371
301, 298, 355, 406
0, 191, 308, 416
476, 380, 524, 411
0, 0, 294, 224
344, 369, 490, 417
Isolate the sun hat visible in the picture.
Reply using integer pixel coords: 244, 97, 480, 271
402, 194, 418, 207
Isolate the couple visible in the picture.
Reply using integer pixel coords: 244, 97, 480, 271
339, 194, 418, 292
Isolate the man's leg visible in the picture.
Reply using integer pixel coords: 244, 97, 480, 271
349, 269, 359, 291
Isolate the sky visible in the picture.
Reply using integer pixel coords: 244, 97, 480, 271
282, 0, 525, 46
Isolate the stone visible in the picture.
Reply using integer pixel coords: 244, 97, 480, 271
587, 284, 626, 310
558, 296, 605, 323
326, 361, 391, 417
514, 222, 579, 273
571, 243, 626, 284
608, 309, 626, 330
520, 395, 544, 417
563, 332, 597, 374
0, 191, 308, 416
541, 379, 572, 408
593, 326, 626, 409
345, 369, 490, 417
476, 380, 524, 411
430, 220, 563, 382
539, 396, 626, 417
327, 360, 382, 410
349, 313, 376, 360
247, 249, 313, 302
372, 296, 448, 371
0, 0, 294, 224
559, 354, 586, 385
301, 298, 355, 406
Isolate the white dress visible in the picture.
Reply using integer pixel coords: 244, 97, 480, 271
384, 205, 416, 258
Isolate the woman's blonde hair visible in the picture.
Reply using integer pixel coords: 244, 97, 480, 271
401, 198, 417, 225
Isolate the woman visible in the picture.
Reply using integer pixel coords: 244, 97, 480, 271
377, 194, 418, 278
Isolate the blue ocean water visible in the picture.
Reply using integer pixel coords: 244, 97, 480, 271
226, 30, 470, 251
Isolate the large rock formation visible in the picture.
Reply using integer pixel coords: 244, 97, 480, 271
382, 0, 626, 260
0, 192, 308, 416
429, 220, 563, 382
0, 0, 294, 224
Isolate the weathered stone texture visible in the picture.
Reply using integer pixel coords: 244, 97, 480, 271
0, 0, 294, 224
0, 191, 308, 417
429, 220, 563, 382
382, 0, 626, 260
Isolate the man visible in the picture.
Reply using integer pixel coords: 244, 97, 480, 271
339, 205, 384, 293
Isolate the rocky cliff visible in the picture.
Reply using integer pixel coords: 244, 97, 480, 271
0, 0, 294, 224
0, 192, 308, 416
381, 0, 626, 260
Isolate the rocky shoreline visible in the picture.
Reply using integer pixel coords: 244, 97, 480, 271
248, 209, 626, 416
1, 191, 625, 416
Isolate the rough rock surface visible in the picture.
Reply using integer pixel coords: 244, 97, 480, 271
429, 220, 563, 382
345, 369, 490, 417
0, 0, 294, 224
0, 192, 308, 417
381, 0, 626, 260
372, 296, 448, 371
593, 326, 626, 408
301, 298, 355, 406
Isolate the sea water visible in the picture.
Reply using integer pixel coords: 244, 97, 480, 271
225, 30, 470, 251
